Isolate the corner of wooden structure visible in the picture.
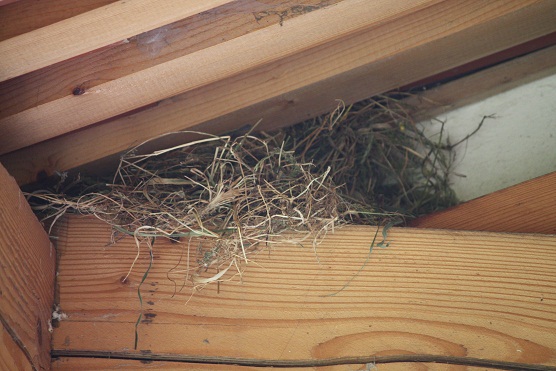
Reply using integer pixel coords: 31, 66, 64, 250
0, 163, 55, 370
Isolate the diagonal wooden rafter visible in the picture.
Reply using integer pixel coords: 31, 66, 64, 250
0, 0, 442, 155
1, 0, 555, 185
0, 0, 235, 82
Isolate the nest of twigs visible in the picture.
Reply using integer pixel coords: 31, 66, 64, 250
283, 95, 457, 215
27, 94, 456, 285
29, 129, 380, 284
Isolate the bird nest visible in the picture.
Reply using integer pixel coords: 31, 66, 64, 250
27, 94, 455, 285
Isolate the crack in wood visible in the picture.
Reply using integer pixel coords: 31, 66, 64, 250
50, 350, 556, 370
0, 314, 38, 371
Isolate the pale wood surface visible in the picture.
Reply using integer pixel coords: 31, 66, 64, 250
0, 0, 116, 41
405, 45, 556, 121
1, 321, 33, 371
52, 358, 266, 371
0, 163, 56, 370
0, 0, 234, 82
52, 215, 556, 369
3, 0, 556, 185
0, 0, 339, 123
409, 172, 556, 234
0, 0, 438, 154
0, 0, 342, 121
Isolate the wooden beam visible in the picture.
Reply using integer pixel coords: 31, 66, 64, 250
0, 0, 116, 42
0, 0, 22, 7
0, 163, 55, 370
404, 44, 556, 121
0, 0, 440, 154
52, 357, 255, 370
409, 172, 556, 234
401, 31, 556, 92
1, 321, 33, 371
3, 0, 556, 185
52, 216, 556, 369
0, 0, 342, 122
0, 0, 234, 82
50, 354, 555, 370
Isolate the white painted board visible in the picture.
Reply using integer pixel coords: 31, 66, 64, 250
419, 73, 556, 201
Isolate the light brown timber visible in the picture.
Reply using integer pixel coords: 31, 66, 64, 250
405, 44, 556, 121
0, 0, 235, 82
0, 163, 56, 370
409, 172, 556, 234
1, 321, 33, 371
0, 0, 117, 42
0, 0, 442, 154
0, 0, 342, 122
3, 0, 556, 184
51, 356, 507, 370
52, 216, 556, 369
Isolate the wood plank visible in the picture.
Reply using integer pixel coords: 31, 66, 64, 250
52, 216, 556, 369
1, 321, 33, 371
0, 0, 440, 154
401, 31, 556, 92
0, 0, 116, 42
3, 0, 556, 185
50, 357, 508, 371
0, 0, 234, 82
404, 44, 556, 121
0, 0, 22, 6
0, 163, 56, 370
52, 357, 260, 371
0, 0, 342, 121
409, 172, 556, 234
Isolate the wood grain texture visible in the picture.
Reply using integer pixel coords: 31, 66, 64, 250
0, 0, 437, 154
0, 0, 116, 42
52, 358, 261, 371
0, 163, 56, 370
0, 0, 22, 7
400, 31, 556, 92
0, 0, 234, 82
53, 360, 258, 371
0, 0, 341, 121
3, 0, 556, 185
52, 215, 556, 369
404, 45, 556, 121
409, 172, 556, 234
50, 356, 510, 371
1, 321, 33, 371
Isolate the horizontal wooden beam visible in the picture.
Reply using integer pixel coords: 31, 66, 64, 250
50, 352, 556, 370
0, 163, 55, 370
52, 357, 252, 371
52, 216, 556, 369
0, 0, 234, 82
3, 0, 555, 185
